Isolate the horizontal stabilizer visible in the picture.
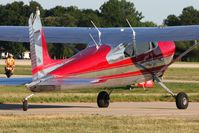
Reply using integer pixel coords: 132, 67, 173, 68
0, 78, 32, 85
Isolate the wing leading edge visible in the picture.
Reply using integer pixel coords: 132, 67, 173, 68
0, 25, 199, 45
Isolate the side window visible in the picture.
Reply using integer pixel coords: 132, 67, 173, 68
150, 42, 158, 49
106, 43, 127, 63
107, 42, 157, 64
136, 43, 151, 55
124, 44, 134, 57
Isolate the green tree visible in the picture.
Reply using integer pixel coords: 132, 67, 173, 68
0, 1, 43, 59
164, 15, 181, 26
48, 44, 75, 59
29, 1, 44, 17
0, 0, 158, 59
164, 6, 199, 62
78, 9, 102, 27
0, 42, 26, 58
100, 0, 143, 27
44, 14, 77, 26
180, 6, 199, 25
164, 6, 199, 26
141, 21, 157, 27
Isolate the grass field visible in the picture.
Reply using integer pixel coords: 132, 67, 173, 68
0, 64, 198, 132
164, 68, 199, 81
0, 82, 199, 103
175, 62, 199, 64
0, 115, 198, 133
0, 65, 199, 103
0, 65, 31, 75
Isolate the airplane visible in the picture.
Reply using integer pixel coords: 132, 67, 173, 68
0, 11, 199, 111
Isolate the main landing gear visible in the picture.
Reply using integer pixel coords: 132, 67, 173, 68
97, 90, 112, 108
22, 94, 34, 111
155, 77, 189, 109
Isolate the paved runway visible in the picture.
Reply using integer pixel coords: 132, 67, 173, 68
0, 102, 198, 117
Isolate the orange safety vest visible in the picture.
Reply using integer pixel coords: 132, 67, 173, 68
6, 58, 15, 68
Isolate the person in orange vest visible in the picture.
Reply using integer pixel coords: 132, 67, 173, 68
5, 53, 15, 74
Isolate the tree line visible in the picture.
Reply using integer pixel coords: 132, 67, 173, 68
164, 6, 199, 62
0, 0, 199, 61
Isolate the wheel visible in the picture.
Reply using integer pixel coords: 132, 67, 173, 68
5, 69, 12, 78
22, 100, 28, 111
175, 92, 189, 109
97, 91, 110, 108
6, 73, 11, 78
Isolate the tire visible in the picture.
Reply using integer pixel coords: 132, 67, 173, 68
97, 91, 110, 108
5, 70, 12, 78
22, 100, 28, 111
6, 73, 11, 78
176, 92, 189, 109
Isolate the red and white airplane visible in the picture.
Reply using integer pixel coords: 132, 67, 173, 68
0, 12, 199, 111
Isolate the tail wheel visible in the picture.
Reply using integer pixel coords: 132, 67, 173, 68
97, 91, 110, 108
176, 92, 189, 109
22, 100, 28, 111
5, 71, 12, 78
6, 74, 11, 78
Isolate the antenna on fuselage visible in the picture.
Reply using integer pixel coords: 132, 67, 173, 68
126, 19, 137, 56
91, 20, 102, 45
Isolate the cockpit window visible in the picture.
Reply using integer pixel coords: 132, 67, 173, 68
106, 43, 127, 63
124, 44, 134, 57
107, 42, 157, 63
125, 42, 158, 57
150, 42, 158, 49
136, 42, 151, 55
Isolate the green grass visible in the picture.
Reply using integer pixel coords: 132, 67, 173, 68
0, 115, 198, 133
0, 65, 31, 75
0, 82, 199, 103
164, 68, 199, 81
1, 82, 199, 94
0, 65, 199, 103
175, 62, 199, 64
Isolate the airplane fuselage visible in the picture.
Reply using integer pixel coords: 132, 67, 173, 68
32, 41, 175, 91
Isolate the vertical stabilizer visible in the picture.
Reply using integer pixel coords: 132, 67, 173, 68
29, 13, 52, 80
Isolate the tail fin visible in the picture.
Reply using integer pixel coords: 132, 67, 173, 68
29, 13, 53, 80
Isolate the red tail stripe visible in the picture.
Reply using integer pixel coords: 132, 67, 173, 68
32, 30, 65, 75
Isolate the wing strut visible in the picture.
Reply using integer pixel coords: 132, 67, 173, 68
89, 33, 99, 49
126, 19, 137, 56
152, 41, 199, 110
91, 20, 102, 45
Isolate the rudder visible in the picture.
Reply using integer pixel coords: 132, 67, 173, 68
29, 13, 52, 80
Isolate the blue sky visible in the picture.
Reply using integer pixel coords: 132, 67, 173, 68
1, 0, 199, 24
